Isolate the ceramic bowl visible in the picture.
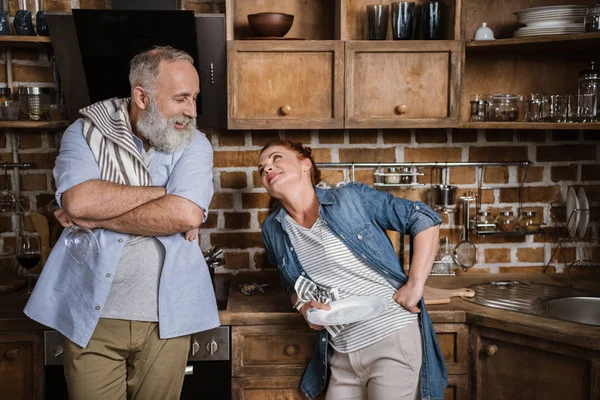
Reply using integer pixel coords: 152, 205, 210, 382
247, 12, 294, 37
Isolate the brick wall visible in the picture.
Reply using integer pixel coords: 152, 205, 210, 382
1, 0, 599, 275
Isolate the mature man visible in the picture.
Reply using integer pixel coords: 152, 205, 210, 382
24, 46, 219, 399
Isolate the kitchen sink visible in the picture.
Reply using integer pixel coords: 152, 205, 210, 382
541, 297, 600, 327
465, 281, 600, 327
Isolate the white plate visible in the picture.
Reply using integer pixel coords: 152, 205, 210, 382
566, 187, 579, 238
577, 187, 589, 238
515, 5, 586, 15
517, 23, 583, 30
306, 295, 390, 326
519, 21, 584, 28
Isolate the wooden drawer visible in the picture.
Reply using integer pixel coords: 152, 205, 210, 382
0, 330, 43, 400
232, 376, 325, 400
434, 323, 469, 375
232, 325, 317, 377
345, 41, 462, 128
227, 41, 344, 130
445, 374, 469, 400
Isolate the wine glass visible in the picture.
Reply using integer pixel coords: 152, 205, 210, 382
17, 232, 41, 297
64, 224, 100, 266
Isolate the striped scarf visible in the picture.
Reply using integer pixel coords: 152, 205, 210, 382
79, 97, 151, 186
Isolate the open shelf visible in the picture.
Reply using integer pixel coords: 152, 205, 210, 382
0, 121, 70, 129
0, 36, 52, 47
472, 228, 544, 237
466, 32, 600, 54
461, 122, 600, 130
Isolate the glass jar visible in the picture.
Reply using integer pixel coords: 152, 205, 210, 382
385, 167, 400, 184
0, 88, 11, 102
495, 211, 518, 232
18, 87, 50, 121
469, 94, 487, 122
400, 167, 412, 184
486, 94, 523, 122
518, 211, 541, 232
475, 211, 496, 231
585, 8, 600, 32
577, 62, 599, 121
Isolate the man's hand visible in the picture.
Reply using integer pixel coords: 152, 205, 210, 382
54, 208, 98, 230
392, 281, 424, 313
298, 300, 331, 331
184, 228, 198, 242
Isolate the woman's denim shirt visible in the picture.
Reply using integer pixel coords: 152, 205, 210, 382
262, 182, 447, 400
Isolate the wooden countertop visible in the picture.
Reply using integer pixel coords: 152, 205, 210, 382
2, 271, 599, 350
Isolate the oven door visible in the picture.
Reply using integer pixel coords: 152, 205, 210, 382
44, 327, 231, 400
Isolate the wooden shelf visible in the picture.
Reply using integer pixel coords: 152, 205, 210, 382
0, 121, 69, 129
0, 36, 52, 47
461, 122, 600, 131
466, 32, 600, 54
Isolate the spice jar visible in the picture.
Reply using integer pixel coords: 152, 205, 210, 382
486, 94, 523, 122
577, 62, 599, 121
495, 211, 518, 232
518, 211, 541, 232
400, 167, 412, 184
385, 167, 400, 184
469, 94, 487, 122
475, 211, 496, 231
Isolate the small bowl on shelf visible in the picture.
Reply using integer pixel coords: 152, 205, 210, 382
247, 12, 294, 37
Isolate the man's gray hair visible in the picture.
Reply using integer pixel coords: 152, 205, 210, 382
129, 46, 194, 94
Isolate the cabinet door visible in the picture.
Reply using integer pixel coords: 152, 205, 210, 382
471, 326, 600, 400
0, 331, 44, 400
345, 41, 462, 128
232, 325, 317, 377
228, 41, 344, 130
232, 376, 325, 400
445, 374, 469, 400
434, 323, 469, 375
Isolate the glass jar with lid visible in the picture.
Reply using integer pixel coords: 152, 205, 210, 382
399, 167, 412, 184
475, 210, 496, 231
518, 211, 541, 232
578, 62, 599, 121
18, 87, 50, 121
495, 211, 518, 232
385, 167, 400, 184
469, 94, 487, 122
486, 94, 523, 122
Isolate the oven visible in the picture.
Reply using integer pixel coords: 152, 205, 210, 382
44, 327, 231, 400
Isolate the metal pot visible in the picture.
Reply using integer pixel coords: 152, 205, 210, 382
432, 184, 456, 209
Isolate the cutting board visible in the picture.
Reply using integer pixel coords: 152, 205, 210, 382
423, 286, 475, 305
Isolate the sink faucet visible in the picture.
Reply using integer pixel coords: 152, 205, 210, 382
203, 247, 225, 287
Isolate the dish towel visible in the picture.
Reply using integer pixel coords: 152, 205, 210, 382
294, 275, 347, 338
79, 97, 151, 186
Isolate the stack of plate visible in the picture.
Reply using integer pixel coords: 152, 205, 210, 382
566, 186, 590, 238
514, 5, 586, 37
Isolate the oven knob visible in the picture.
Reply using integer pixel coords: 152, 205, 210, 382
54, 345, 64, 358
206, 337, 218, 356
191, 338, 200, 356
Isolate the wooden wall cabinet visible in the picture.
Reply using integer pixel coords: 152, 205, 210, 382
227, 41, 345, 130
0, 330, 44, 400
470, 325, 600, 400
345, 41, 462, 128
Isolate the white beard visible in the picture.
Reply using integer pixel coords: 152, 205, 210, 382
136, 98, 195, 152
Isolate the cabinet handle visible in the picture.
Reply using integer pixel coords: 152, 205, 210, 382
284, 344, 299, 356
484, 344, 498, 356
3, 348, 19, 360
280, 105, 292, 116
395, 104, 408, 114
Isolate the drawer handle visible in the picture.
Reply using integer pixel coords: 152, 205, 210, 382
3, 348, 19, 360
280, 105, 292, 116
284, 344, 299, 356
395, 104, 408, 114
484, 344, 498, 356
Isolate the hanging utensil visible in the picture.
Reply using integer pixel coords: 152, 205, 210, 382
454, 195, 477, 270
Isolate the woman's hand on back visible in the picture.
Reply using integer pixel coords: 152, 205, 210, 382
299, 300, 331, 331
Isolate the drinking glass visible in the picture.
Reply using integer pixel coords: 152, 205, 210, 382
65, 224, 100, 266
17, 232, 41, 297
0, 166, 16, 212
421, 1, 442, 39
542, 95, 568, 122
525, 94, 544, 122
392, 2, 415, 40
367, 4, 389, 40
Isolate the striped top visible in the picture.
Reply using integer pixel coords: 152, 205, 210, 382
285, 216, 417, 353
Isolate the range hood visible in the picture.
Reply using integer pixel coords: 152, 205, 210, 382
46, 9, 226, 129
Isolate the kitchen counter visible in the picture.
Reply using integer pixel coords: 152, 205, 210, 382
2, 271, 599, 350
